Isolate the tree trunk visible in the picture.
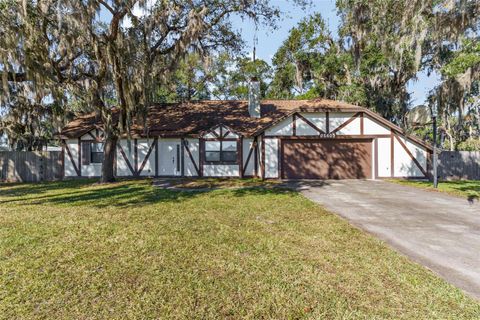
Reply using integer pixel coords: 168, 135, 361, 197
100, 133, 118, 183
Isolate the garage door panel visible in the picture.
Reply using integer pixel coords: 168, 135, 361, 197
327, 142, 372, 179
283, 142, 329, 179
282, 139, 372, 179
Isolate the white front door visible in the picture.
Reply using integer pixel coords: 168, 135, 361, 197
158, 139, 181, 176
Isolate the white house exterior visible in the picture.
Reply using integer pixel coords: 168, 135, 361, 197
60, 99, 432, 180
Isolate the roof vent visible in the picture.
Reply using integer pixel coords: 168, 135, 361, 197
248, 77, 261, 118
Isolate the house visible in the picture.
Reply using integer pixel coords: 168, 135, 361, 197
59, 87, 432, 180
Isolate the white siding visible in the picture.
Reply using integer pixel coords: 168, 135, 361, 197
203, 165, 239, 177
81, 163, 102, 177
265, 116, 293, 136
184, 138, 199, 177
225, 132, 239, 138
137, 139, 155, 176
364, 116, 391, 135
393, 137, 427, 177
242, 138, 255, 176
116, 139, 135, 176
264, 138, 279, 178
329, 112, 361, 135
65, 139, 79, 177
296, 113, 326, 135
377, 138, 391, 177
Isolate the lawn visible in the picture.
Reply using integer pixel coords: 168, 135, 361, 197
1, 179, 479, 319
389, 179, 480, 201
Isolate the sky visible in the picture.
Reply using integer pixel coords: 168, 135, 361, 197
230, 0, 441, 107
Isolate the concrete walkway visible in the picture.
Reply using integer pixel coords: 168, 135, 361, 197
295, 180, 480, 299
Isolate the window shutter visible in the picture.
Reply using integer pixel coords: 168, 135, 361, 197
82, 142, 91, 165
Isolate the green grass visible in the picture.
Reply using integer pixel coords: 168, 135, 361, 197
389, 179, 480, 201
1, 179, 479, 319
157, 177, 281, 189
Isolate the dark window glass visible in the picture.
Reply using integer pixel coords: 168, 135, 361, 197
205, 151, 221, 162
204, 141, 237, 163
222, 141, 237, 151
221, 151, 237, 162
90, 142, 104, 163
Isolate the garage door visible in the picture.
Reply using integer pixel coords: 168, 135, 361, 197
281, 139, 372, 179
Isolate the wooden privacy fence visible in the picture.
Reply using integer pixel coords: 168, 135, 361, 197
438, 151, 480, 180
0, 151, 64, 183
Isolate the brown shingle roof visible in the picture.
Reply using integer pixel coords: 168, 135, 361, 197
60, 99, 362, 138
59, 99, 431, 150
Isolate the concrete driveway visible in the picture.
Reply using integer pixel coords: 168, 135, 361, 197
295, 180, 480, 299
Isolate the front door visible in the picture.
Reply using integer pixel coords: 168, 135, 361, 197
158, 139, 182, 176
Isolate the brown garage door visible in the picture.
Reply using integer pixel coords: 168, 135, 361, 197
282, 139, 372, 179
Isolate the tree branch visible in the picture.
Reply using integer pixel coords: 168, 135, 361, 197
98, 0, 115, 15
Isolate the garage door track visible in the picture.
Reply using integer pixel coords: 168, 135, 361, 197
296, 180, 480, 299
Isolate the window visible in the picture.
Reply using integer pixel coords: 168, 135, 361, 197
205, 140, 238, 163
90, 142, 104, 163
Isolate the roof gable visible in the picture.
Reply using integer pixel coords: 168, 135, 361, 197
58, 99, 431, 151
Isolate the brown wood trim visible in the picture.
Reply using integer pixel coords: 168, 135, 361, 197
330, 112, 361, 134
374, 138, 379, 179
280, 138, 284, 179
278, 138, 283, 179
390, 130, 394, 178
238, 138, 243, 178
180, 138, 185, 177
292, 114, 296, 136
264, 135, 388, 140
138, 138, 157, 176
252, 107, 433, 152
360, 112, 364, 135
77, 138, 82, 176
202, 138, 238, 141
183, 139, 200, 176
394, 135, 428, 177
210, 128, 220, 138
154, 139, 159, 177
242, 140, 255, 177
87, 131, 96, 140
134, 139, 138, 173
261, 134, 265, 179
199, 139, 204, 177
254, 137, 258, 178
325, 111, 330, 134
117, 143, 136, 175
223, 130, 230, 138
64, 140, 80, 176
295, 113, 326, 134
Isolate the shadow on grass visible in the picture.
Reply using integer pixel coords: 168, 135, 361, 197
1, 179, 299, 209
0, 179, 93, 198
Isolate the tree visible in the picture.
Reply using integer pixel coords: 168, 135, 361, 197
269, 13, 365, 103
338, 0, 480, 131
0, 0, 74, 150
209, 53, 272, 100
1, 0, 303, 182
